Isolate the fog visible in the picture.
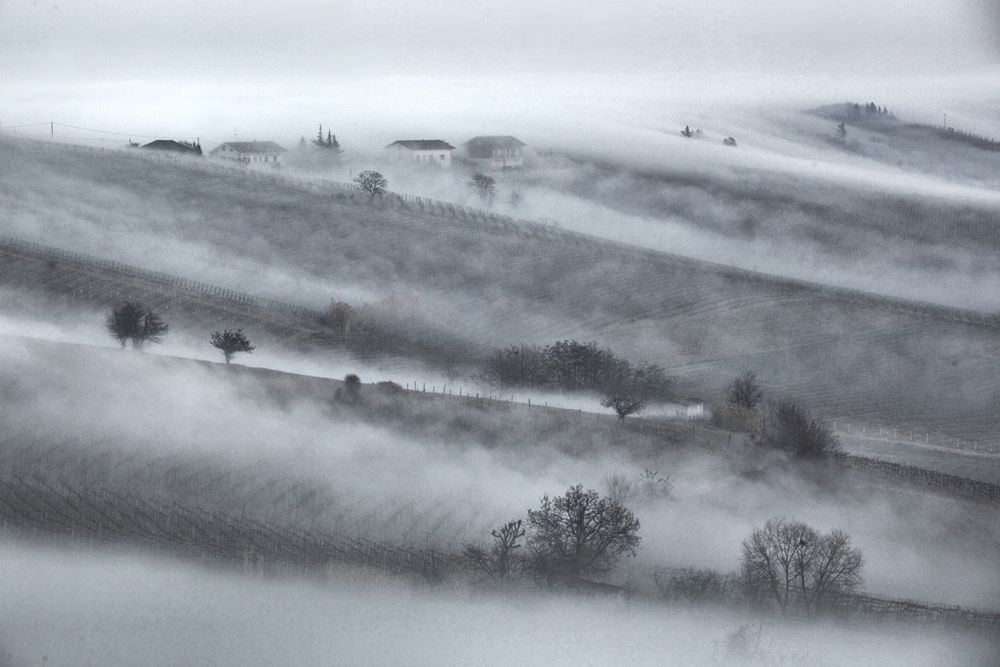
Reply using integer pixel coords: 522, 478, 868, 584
2, 0, 999, 661
1, 541, 995, 667
1, 335, 997, 612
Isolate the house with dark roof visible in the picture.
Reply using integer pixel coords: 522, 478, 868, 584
209, 141, 287, 167
386, 139, 455, 167
141, 139, 203, 156
463, 136, 526, 169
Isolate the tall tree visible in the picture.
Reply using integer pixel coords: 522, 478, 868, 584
728, 369, 763, 412
106, 302, 168, 350
526, 485, 640, 583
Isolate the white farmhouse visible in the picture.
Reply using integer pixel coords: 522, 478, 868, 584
463, 135, 526, 169
209, 141, 287, 166
386, 139, 455, 167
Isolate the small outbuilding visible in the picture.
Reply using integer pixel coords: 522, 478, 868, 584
209, 141, 287, 166
141, 139, 202, 156
386, 139, 455, 167
463, 135, 526, 169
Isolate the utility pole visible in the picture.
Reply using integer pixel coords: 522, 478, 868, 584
50, 121, 54, 141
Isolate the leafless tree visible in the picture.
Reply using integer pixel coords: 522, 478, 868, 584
741, 518, 862, 617
209, 329, 255, 364
728, 369, 763, 412
323, 300, 354, 334
354, 170, 388, 203
602, 395, 644, 423
526, 484, 640, 583
463, 519, 525, 583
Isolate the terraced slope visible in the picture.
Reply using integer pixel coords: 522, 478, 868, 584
1, 137, 998, 446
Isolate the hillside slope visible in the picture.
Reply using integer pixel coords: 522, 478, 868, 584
1, 137, 998, 445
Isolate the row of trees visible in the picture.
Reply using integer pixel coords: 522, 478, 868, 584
105, 302, 254, 364
478, 340, 672, 400
718, 370, 840, 458
465, 485, 863, 618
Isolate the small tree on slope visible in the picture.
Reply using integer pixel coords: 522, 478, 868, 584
210, 329, 255, 364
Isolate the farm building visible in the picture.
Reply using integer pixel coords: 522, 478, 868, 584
386, 139, 455, 167
657, 399, 707, 420
463, 135, 526, 169
209, 141, 287, 166
140, 139, 202, 156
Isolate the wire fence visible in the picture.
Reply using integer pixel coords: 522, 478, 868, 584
0, 235, 319, 321
830, 419, 999, 455
4, 133, 1000, 331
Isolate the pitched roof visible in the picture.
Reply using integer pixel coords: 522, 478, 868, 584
141, 139, 201, 154
386, 139, 455, 151
463, 135, 526, 150
212, 141, 287, 155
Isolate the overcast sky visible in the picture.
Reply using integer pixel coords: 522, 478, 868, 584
0, 0, 997, 81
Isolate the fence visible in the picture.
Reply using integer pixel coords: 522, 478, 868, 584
648, 566, 1000, 631
834, 453, 1000, 504
4, 133, 1000, 331
831, 419, 999, 455
0, 235, 319, 321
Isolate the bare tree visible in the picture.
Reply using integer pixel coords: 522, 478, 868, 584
468, 173, 496, 207
728, 369, 763, 412
354, 170, 388, 203
106, 302, 168, 350
741, 518, 862, 617
526, 484, 640, 583
463, 519, 525, 583
323, 300, 354, 334
601, 395, 644, 423
209, 329, 255, 364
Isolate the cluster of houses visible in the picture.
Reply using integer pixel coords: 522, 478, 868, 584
137, 135, 527, 170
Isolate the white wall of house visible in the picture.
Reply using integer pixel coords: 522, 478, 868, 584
390, 147, 452, 167
472, 148, 523, 169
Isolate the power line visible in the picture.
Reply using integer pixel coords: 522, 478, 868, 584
0, 120, 223, 146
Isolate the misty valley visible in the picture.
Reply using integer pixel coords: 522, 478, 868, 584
2, 20, 1000, 664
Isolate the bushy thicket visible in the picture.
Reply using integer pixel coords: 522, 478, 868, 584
477, 340, 671, 399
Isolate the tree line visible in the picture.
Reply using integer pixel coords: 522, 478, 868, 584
465, 484, 863, 618
715, 369, 841, 459
477, 340, 672, 400
106, 301, 255, 364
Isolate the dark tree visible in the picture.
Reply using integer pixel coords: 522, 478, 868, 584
526, 485, 640, 582
741, 518, 862, 617
468, 173, 496, 206
601, 395, 645, 423
463, 519, 525, 583
106, 302, 168, 350
106, 302, 143, 348
728, 369, 763, 412
323, 300, 354, 334
344, 373, 361, 400
681, 125, 694, 138
723, 137, 738, 147
837, 122, 847, 139
764, 401, 840, 458
134, 310, 169, 350
354, 170, 388, 203
209, 329, 255, 364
